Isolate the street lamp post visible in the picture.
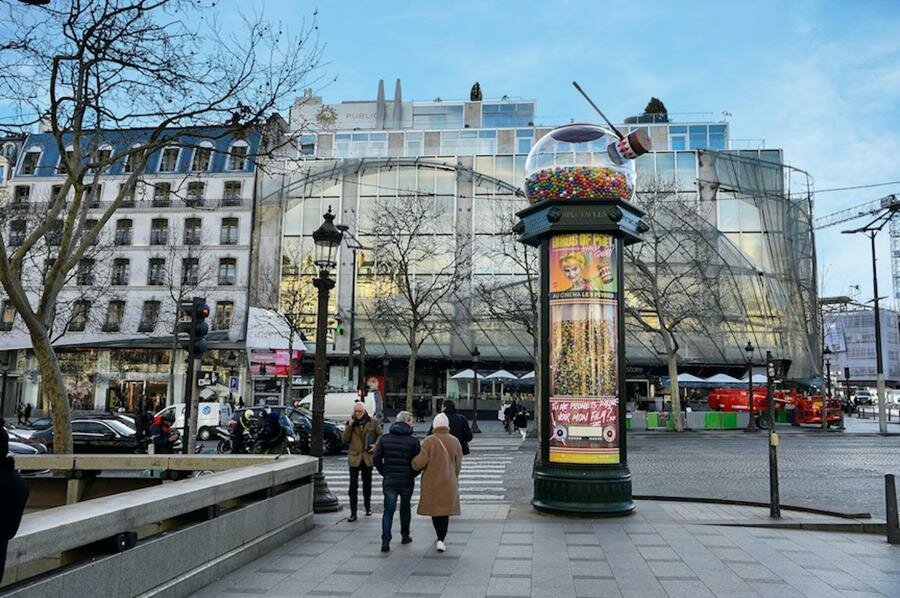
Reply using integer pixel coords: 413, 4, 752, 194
843, 217, 891, 435
310, 207, 343, 513
744, 341, 757, 432
823, 346, 833, 432
471, 347, 481, 433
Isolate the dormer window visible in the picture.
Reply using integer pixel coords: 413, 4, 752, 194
191, 142, 213, 171
89, 146, 113, 174
20, 148, 42, 175
158, 147, 180, 173
226, 141, 248, 171
122, 144, 142, 174
57, 146, 75, 174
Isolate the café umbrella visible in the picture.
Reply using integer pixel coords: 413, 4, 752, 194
486, 369, 518, 400
451, 368, 485, 399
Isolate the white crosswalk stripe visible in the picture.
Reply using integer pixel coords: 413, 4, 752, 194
323, 436, 523, 505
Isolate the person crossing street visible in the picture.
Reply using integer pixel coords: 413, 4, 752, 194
372, 411, 420, 552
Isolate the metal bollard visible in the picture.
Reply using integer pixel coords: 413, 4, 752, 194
887, 474, 900, 545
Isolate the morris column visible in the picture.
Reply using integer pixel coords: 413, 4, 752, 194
517, 123, 650, 515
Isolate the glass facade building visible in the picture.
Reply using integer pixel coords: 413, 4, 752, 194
261, 85, 819, 403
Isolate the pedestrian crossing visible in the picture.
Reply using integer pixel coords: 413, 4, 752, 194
322, 436, 524, 506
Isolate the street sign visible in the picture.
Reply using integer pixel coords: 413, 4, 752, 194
229, 376, 239, 391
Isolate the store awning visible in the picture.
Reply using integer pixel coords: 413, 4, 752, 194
676, 373, 705, 383
740, 373, 768, 384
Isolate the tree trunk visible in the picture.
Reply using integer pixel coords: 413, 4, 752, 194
30, 329, 73, 453
405, 327, 417, 412
663, 334, 684, 432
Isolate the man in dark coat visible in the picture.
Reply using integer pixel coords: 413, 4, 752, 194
373, 411, 420, 552
149, 411, 177, 454
1, 423, 30, 584
430, 400, 473, 455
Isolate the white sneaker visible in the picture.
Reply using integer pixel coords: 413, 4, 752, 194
436, 540, 446, 552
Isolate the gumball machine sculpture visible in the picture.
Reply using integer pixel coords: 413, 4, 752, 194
516, 122, 651, 515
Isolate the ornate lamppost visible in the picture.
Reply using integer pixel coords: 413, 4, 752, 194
823, 346, 833, 432
517, 122, 651, 515
310, 207, 343, 513
471, 346, 481, 433
745, 341, 758, 432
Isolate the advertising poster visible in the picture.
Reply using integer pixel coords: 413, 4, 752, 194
548, 233, 620, 464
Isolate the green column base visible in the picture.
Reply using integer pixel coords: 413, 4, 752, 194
532, 456, 635, 516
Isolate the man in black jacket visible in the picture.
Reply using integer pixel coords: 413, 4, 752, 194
373, 411, 420, 552
1, 423, 30, 584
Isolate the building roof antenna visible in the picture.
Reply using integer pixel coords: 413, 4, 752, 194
571, 81, 625, 140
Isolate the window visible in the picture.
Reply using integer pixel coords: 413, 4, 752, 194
150, 218, 168, 245
84, 184, 102, 208
182, 257, 199, 285
220, 218, 238, 245
404, 132, 423, 156
186, 181, 205, 206
709, 125, 727, 150
111, 258, 130, 286
118, 182, 136, 207
689, 125, 708, 150
147, 258, 166, 285
412, 104, 464, 129
57, 147, 75, 174
299, 135, 315, 156
13, 185, 29, 204
184, 218, 202, 245
76, 258, 95, 286
8, 220, 26, 246
153, 182, 171, 207
482, 102, 535, 128
20, 149, 41, 175
218, 258, 236, 285
516, 129, 534, 155
90, 147, 112, 173
82, 219, 99, 245
69, 300, 91, 332
122, 145, 140, 174
191, 144, 212, 171
103, 300, 125, 332
138, 301, 160, 333
669, 126, 687, 151
51, 185, 64, 204
0, 301, 15, 331
215, 301, 234, 330
158, 147, 180, 173
226, 142, 248, 171
114, 219, 133, 245
223, 180, 241, 206
46, 220, 63, 246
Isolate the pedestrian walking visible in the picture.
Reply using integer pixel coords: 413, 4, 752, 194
343, 402, 382, 521
372, 411, 420, 552
430, 400, 472, 455
514, 407, 528, 440
503, 401, 517, 435
412, 413, 462, 553
23, 403, 32, 426
1, 423, 30, 585
16, 402, 24, 426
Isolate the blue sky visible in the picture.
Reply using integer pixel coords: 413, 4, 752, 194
245, 0, 899, 301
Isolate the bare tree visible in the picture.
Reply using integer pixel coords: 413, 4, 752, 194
0, 0, 323, 452
366, 193, 469, 411
474, 209, 541, 397
625, 179, 721, 432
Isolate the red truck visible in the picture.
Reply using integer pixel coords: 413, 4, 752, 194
707, 388, 842, 426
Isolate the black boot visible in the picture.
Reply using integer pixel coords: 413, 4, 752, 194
348, 513, 357, 522
381, 537, 390, 552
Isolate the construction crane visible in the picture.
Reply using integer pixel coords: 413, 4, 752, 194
814, 193, 900, 302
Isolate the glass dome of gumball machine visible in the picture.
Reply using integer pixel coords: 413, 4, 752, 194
524, 123, 650, 204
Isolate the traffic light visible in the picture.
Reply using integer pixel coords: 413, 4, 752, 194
192, 298, 210, 358
177, 297, 210, 359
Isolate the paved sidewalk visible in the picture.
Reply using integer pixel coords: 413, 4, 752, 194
192, 500, 899, 598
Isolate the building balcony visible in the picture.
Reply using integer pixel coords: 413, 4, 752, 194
86, 197, 251, 211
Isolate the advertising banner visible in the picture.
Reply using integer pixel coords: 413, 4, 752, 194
548, 233, 620, 464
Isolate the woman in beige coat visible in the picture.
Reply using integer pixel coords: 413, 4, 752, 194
412, 413, 463, 552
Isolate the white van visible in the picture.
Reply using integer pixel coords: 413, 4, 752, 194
155, 402, 233, 440
298, 391, 376, 422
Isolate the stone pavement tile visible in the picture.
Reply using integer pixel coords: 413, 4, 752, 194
501, 532, 534, 545
696, 534, 738, 548
502, 522, 534, 533
570, 560, 613, 579
288, 541, 337, 557
497, 544, 533, 558
710, 546, 752, 563
568, 544, 606, 561
492, 559, 533, 576
350, 583, 401, 598
691, 567, 758, 595
726, 560, 778, 581
572, 578, 621, 598
485, 576, 531, 597
440, 585, 489, 598
804, 566, 882, 592
657, 579, 715, 598
860, 578, 900, 597
398, 574, 449, 595
637, 545, 681, 561
627, 533, 668, 547
311, 573, 369, 594
415, 558, 459, 575
262, 555, 313, 572
616, 581, 668, 597
750, 580, 805, 598
531, 566, 574, 588
647, 560, 698, 579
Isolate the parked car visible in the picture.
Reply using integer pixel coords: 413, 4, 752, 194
32, 417, 145, 454
24, 416, 53, 431
230, 406, 346, 455
854, 389, 874, 405
5, 424, 45, 450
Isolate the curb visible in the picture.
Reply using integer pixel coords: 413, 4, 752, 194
633, 494, 871, 520
714, 521, 888, 534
